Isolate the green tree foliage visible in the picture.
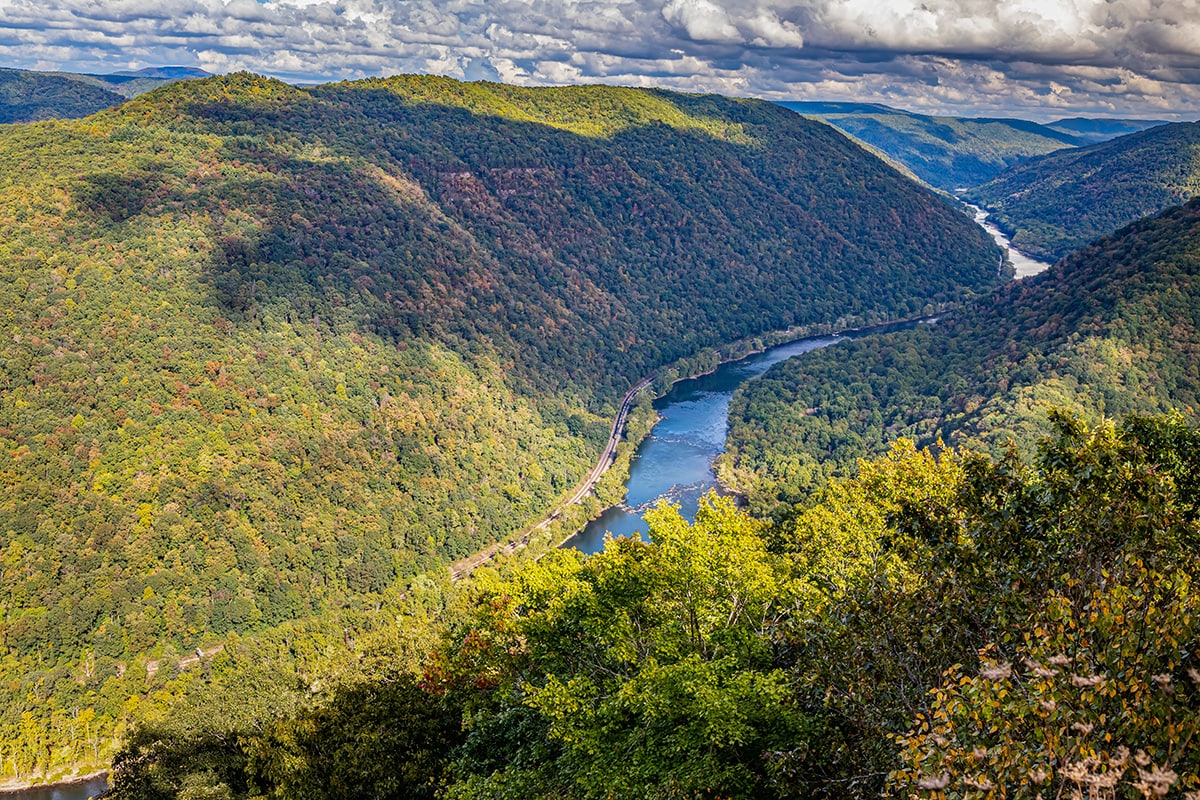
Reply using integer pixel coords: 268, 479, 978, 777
727, 198, 1200, 511
434, 496, 813, 799
965, 122, 1200, 259
106, 413, 1200, 800
0, 72, 1000, 776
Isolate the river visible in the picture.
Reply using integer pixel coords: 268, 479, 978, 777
563, 210, 1052, 554
0, 775, 107, 800
970, 205, 1051, 279
562, 321, 942, 553
564, 332, 842, 553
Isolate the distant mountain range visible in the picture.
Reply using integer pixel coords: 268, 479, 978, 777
107, 66, 212, 81
0, 66, 209, 122
1045, 116, 1172, 144
778, 99, 1196, 267
779, 100, 1168, 190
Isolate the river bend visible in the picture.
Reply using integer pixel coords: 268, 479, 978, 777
564, 212, 1052, 554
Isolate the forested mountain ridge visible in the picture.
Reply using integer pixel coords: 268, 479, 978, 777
726, 197, 1200, 509
118, 74, 1000, 399
0, 72, 1000, 780
965, 121, 1200, 260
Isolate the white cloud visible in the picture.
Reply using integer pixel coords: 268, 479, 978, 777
742, 10, 804, 48
0, 0, 1196, 119
662, 0, 742, 43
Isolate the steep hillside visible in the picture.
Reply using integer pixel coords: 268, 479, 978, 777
966, 122, 1200, 259
0, 72, 999, 777
779, 101, 1080, 190
0, 68, 127, 123
726, 198, 1200, 508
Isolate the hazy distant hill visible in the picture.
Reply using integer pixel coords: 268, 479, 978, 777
111, 66, 212, 81
90, 66, 213, 97
727, 198, 1200, 508
0, 73, 1000, 770
777, 101, 900, 116
779, 101, 1080, 189
0, 68, 127, 123
0, 66, 209, 122
1045, 116, 1168, 144
965, 121, 1200, 260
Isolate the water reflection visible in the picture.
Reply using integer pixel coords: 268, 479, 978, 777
0, 775, 108, 800
969, 205, 1054, 279
564, 206, 1052, 555
563, 335, 841, 553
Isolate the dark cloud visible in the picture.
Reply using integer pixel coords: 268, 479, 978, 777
0, 0, 1196, 120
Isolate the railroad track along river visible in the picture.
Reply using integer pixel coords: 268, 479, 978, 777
448, 375, 654, 581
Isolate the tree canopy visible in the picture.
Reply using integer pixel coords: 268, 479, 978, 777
108, 413, 1200, 800
726, 198, 1200, 511
0, 72, 1000, 780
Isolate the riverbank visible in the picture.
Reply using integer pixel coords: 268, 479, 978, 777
559, 309, 955, 546
447, 376, 656, 580
0, 770, 107, 798
965, 203, 1053, 279
439, 211, 1024, 572
446, 311, 941, 577
561, 312, 958, 553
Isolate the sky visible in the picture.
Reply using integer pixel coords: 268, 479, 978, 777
1, 0, 1198, 121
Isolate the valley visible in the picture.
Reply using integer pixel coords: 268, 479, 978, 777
778, 101, 1164, 190
964, 121, 1200, 259
0, 72, 1000, 788
727, 197, 1200, 510
968, 205, 1050, 279
0, 65, 1198, 800
568, 206, 1053, 552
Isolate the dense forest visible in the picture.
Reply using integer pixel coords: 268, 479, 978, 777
0, 73, 1001, 780
108, 412, 1200, 800
779, 102, 1088, 190
965, 122, 1200, 259
104, 187, 1200, 795
725, 198, 1200, 510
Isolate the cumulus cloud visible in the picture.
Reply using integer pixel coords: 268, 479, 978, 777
0, 0, 1196, 119
662, 0, 741, 43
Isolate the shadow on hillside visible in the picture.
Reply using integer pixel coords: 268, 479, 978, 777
176, 84, 1003, 402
